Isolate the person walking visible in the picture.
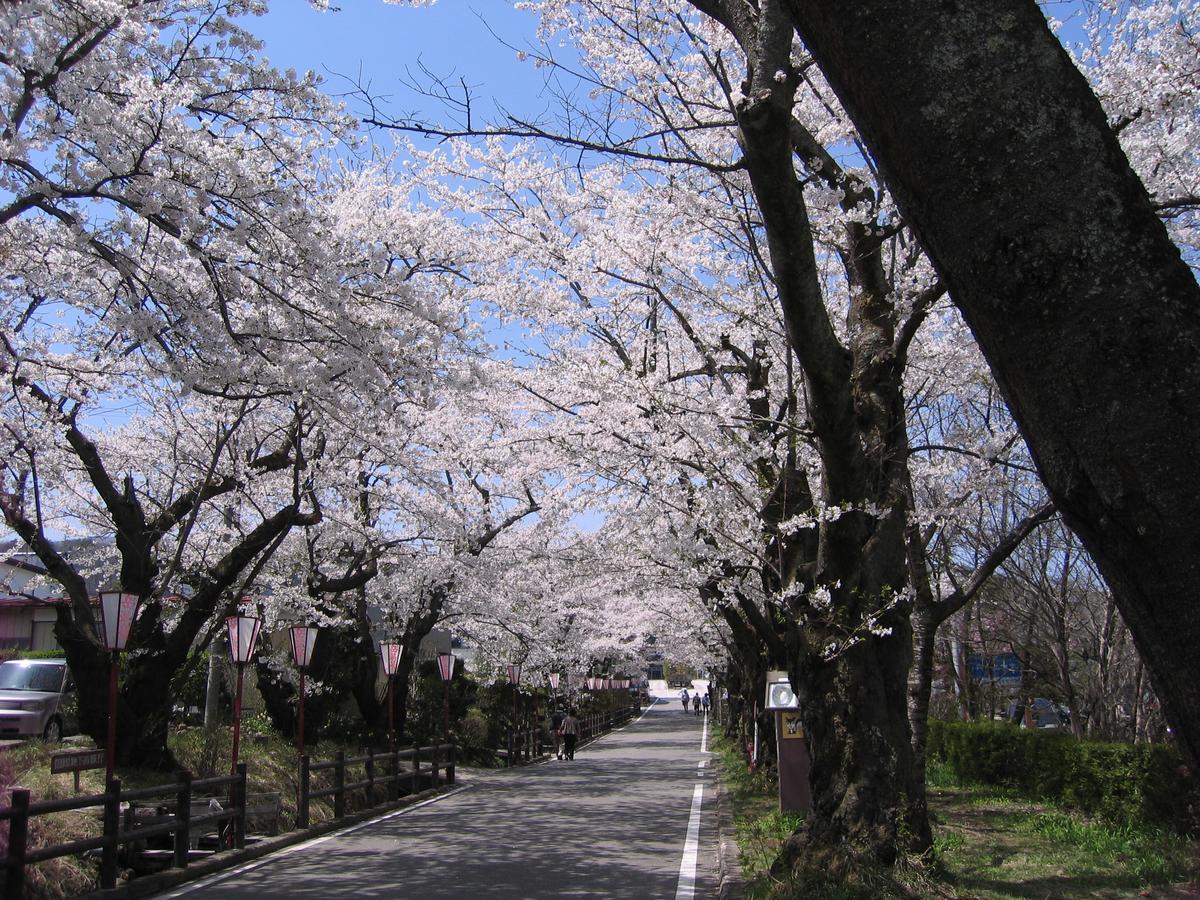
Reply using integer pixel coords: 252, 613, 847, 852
560, 708, 581, 760
701, 692, 710, 715
692, 693, 701, 715
680, 688, 690, 711
551, 706, 566, 760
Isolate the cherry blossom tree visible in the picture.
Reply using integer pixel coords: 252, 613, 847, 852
0, 0, 469, 766
364, 0, 1054, 871
778, 0, 1200, 770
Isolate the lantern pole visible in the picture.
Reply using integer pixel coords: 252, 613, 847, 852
106, 648, 119, 782
290, 626, 319, 759
437, 652, 455, 740
98, 590, 141, 784
380, 641, 402, 751
225, 615, 262, 777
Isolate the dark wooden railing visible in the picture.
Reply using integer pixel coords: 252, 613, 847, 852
0, 765, 248, 899
505, 704, 638, 767
0, 742, 458, 899
297, 743, 454, 827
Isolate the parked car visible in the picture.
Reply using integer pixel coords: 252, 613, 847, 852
0, 658, 77, 741
1006, 697, 1071, 730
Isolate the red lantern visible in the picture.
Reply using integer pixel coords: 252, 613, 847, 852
98, 590, 142, 782
290, 626, 319, 759
225, 615, 261, 779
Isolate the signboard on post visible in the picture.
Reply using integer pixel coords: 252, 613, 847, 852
50, 748, 106, 792
765, 671, 811, 813
779, 710, 804, 739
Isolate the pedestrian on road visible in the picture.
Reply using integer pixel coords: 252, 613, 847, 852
702, 693, 710, 714
551, 706, 566, 759
680, 688, 690, 711
692, 693, 701, 715
560, 708, 580, 760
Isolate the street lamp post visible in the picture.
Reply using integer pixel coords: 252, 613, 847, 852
507, 662, 522, 725
436, 652, 455, 740
548, 671, 560, 708
507, 663, 522, 757
97, 590, 141, 783
380, 641, 402, 751
289, 626, 319, 759
226, 614, 262, 777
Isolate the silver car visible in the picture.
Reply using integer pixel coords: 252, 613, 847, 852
0, 658, 77, 742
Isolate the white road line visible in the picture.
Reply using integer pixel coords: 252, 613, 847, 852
632, 698, 659, 726
159, 786, 472, 897
674, 783, 704, 900
676, 704, 709, 899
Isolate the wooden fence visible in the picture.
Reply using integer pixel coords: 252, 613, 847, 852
0, 742, 456, 899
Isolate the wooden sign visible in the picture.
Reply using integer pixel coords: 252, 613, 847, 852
780, 710, 805, 740
51, 749, 105, 774
51, 749, 105, 791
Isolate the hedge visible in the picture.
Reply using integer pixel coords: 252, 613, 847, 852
927, 719, 1199, 834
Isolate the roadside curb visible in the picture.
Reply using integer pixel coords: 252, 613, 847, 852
716, 782, 745, 899
75, 785, 451, 899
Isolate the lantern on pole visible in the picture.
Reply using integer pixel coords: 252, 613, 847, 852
98, 590, 141, 782
225, 614, 262, 776
380, 640, 402, 750
507, 662, 522, 728
437, 652, 455, 739
289, 626, 319, 758
548, 671, 560, 691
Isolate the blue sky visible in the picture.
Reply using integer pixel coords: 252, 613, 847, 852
244, 1, 553, 125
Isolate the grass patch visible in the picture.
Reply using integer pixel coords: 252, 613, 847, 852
930, 781, 1198, 898
1019, 812, 1193, 886
711, 733, 804, 898
717, 738, 1198, 898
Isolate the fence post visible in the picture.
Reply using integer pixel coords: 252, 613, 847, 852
5, 788, 30, 900
446, 743, 455, 786
333, 751, 346, 819
389, 747, 399, 801
174, 770, 192, 870
431, 743, 440, 786
365, 748, 376, 806
298, 755, 310, 829
100, 779, 120, 890
234, 763, 247, 850
411, 745, 420, 795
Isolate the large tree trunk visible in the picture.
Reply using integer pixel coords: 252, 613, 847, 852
782, 0, 1200, 765
783, 608, 926, 873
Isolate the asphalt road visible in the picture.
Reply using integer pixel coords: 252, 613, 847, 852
157, 698, 720, 899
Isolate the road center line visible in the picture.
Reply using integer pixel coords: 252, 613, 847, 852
674, 783, 704, 900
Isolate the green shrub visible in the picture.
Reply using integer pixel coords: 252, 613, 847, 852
170, 724, 231, 779
926, 719, 1199, 833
